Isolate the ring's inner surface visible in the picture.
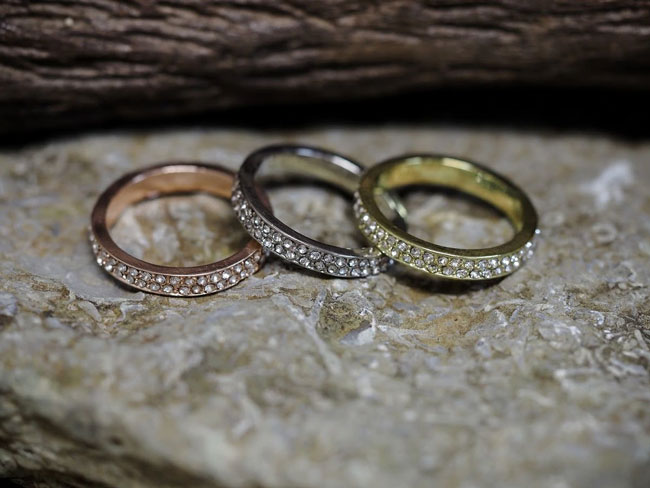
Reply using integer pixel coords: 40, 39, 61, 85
104, 167, 248, 267
374, 157, 524, 232
106, 168, 232, 227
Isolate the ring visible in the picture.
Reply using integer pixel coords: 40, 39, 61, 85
90, 162, 265, 296
354, 154, 539, 280
232, 144, 407, 278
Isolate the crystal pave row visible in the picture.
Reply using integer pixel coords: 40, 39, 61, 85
89, 232, 263, 296
353, 193, 539, 280
231, 181, 390, 278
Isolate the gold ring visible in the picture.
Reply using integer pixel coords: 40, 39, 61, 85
355, 154, 539, 280
90, 162, 266, 296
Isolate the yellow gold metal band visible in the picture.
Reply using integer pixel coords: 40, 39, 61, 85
355, 154, 539, 280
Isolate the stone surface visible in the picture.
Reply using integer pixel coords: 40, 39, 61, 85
0, 127, 649, 488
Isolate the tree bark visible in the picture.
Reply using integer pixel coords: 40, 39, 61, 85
1, 0, 649, 134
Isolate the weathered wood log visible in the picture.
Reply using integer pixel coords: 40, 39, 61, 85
1, 0, 650, 134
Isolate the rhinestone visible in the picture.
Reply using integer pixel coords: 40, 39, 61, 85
244, 259, 253, 268
488, 258, 498, 269
376, 229, 385, 239
348, 259, 358, 267
456, 269, 468, 278
104, 263, 113, 272
501, 256, 511, 266
117, 264, 127, 273
350, 268, 361, 277
254, 216, 262, 227
403, 255, 412, 263
204, 284, 215, 293
285, 251, 296, 260
512, 259, 520, 269
361, 214, 370, 223
423, 253, 434, 264
464, 260, 474, 270
411, 247, 421, 257
240, 270, 247, 278
323, 254, 334, 263
129, 268, 139, 277
254, 229, 263, 239
397, 241, 408, 252
482, 270, 492, 279
184, 277, 196, 286
359, 259, 369, 268
494, 267, 503, 275
234, 265, 243, 273
228, 275, 238, 284
155, 275, 166, 284
179, 287, 190, 295
335, 257, 346, 267
314, 261, 325, 270
254, 252, 262, 262
386, 236, 396, 246
438, 256, 448, 266
169, 276, 181, 285
470, 270, 481, 279
298, 245, 308, 255
327, 265, 338, 274
442, 267, 453, 276
125, 275, 135, 284
477, 260, 487, 270
222, 270, 231, 280
197, 276, 208, 286
525, 241, 533, 249
263, 239, 273, 248
505, 265, 512, 273
216, 282, 225, 290
368, 222, 377, 232
390, 248, 399, 258
338, 267, 347, 276
309, 251, 321, 261
527, 250, 534, 259
415, 259, 424, 268
449, 258, 460, 268
361, 267, 370, 276
427, 264, 439, 274
299, 257, 309, 266
369, 258, 378, 267
283, 239, 294, 249
372, 266, 381, 275
273, 233, 282, 243
191, 285, 202, 294
210, 273, 220, 283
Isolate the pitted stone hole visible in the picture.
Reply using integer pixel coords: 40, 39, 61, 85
398, 187, 514, 249
111, 194, 249, 267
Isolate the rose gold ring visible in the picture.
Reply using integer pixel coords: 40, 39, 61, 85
90, 162, 266, 296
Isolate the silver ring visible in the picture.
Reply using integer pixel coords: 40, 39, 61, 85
232, 144, 406, 278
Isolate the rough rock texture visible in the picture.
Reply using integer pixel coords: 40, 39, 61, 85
0, 127, 649, 488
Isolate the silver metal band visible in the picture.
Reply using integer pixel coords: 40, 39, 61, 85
232, 145, 404, 278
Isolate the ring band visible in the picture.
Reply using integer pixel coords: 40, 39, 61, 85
232, 144, 406, 278
90, 163, 265, 296
355, 154, 539, 280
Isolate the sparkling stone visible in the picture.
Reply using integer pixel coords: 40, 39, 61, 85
136, 279, 147, 288
125, 275, 135, 284
299, 257, 309, 266
254, 229, 263, 239
470, 270, 481, 279
456, 269, 469, 278
361, 267, 370, 276
477, 260, 487, 270
338, 267, 347, 276
350, 268, 361, 277
155, 275, 166, 284
442, 267, 453, 276
244, 259, 253, 268
283, 239, 294, 249
234, 265, 243, 273
488, 258, 498, 269
197, 276, 208, 286
117, 264, 127, 273
169, 276, 181, 285
501, 256, 511, 266
263, 239, 273, 248
104, 263, 113, 272
427, 264, 439, 274
335, 257, 346, 268
372, 266, 381, 275
163, 285, 173, 293
464, 260, 474, 270
397, 241, 408, 252
128, 268, 139, 277
323, 254, 334, 263
361, 214, 370, 223
204, 284, 215, 293
376, 229, 385, 239
298, 245, 308, 255
309, 251, 321, 261
505, 265, 513, 273
253, 216, 262, 227
348, 259, 358, 267
482, 270, 493, 279
389, 248, 399, 258
369, 258, 378, 267
273, 233, 282, 243
222, 271, 231, 280
449, 258, 460, 268
386, 236, 396, 247
403, 255, 412, 263
423, 253, 434, 264
285, 251, 296, 260
494, 267, 503, 275
263, 225, 271, 234
210, 273, 220, 283
525, 241, 533, 249
368, 222, 377, 232
411, 247, 421, 257
228, 275, 238, 284
359, 259, 369, 268
327, 265, 338, 274
184, 277, 196, 286
313, 261, 325, 271
216, 282, 225, 290
191, 285, 202, 294
438, 256, 448, 266
415, 259, 424, 268
179, 287, 190, 295
512, 259, 520, 269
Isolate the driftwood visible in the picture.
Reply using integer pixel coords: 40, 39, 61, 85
1, 0, 650, 134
